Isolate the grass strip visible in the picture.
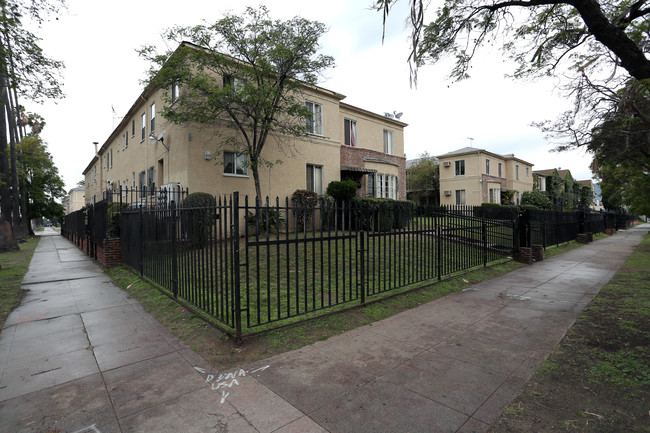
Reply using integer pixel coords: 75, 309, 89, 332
0, 237, 41, 330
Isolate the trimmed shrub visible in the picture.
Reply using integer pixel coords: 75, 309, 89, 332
326, 180, 358, 202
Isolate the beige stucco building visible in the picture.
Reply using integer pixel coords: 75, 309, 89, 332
438, 147, 534, 206
64, 187, 85, 214
83, 43, 406, 206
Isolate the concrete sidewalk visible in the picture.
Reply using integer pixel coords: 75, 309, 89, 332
0, 224, 647, 432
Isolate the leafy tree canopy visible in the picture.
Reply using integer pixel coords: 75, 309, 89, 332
0, 0, 65, 101
521, 189, 552, 209
18, 135, 65, 221
138, 5, 334, 199
406, 151, 439, 204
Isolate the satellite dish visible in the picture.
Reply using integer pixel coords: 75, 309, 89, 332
384, 112, 394, 118
394, 111, 403, 119
157, 131, 165, 141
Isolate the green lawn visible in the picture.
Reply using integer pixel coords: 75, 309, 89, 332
0, 237, 40, 330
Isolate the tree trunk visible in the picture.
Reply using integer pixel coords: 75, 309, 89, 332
571, 0, 650, 81
7, 99, 26, 242
0, 85, 17, 251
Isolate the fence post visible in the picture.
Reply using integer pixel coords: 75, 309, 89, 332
170, 201, 178, 299
138, 203, 144, 276
232, 191, 242, 341
436, 212, 442, 281
482, 218, 487, 267
359, 230, 366, 304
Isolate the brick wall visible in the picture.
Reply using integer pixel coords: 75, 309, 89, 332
97, 237, 123, 268
340, 146, 407, 200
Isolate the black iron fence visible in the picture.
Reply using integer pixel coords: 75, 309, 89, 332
64, 189, 638, 339
120, 195, 523, 338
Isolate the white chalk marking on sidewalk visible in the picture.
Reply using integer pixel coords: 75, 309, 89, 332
194, 365, 271, 404
71, 424, 102, 433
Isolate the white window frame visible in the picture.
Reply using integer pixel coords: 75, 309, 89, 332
306, 164, 323, 194
498, 163, 503, 178
383, 130, 394, 154
455, 189, 466, 205
305, 101, 323, 135
455, 160, 465, 176
344, 118, 357, 147
516, 165, 520, 180
171, 81, 180, 103
141, 112, 146, 141
150, 103, 156, 134
486, 159, 490, 175
223, 151, 248, 176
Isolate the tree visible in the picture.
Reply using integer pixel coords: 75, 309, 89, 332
588, 82, 650, 214
521, 190, 552, 209
17, 135, 65, 234
0, 0, 65, 250
138, 6, 334, 200
376, 0, 650, 83
375, 0, 650, 173
406, 152, 439, 205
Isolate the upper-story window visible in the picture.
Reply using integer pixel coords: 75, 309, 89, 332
124, 132, 128, 149
150, 103, 156, 134
224, 151, 248, 176
344, 119, 357, 146
455, 160, 465, 176
223, 75, 245, 93
516, 165, 520, 180
131, 119, 135, 137
383, 130, 393, 154
486, 159, 490, 175
305, 101, 322, 135
141, 113, 146, 141
171, 81, 180, 103
526, 167, 530, 177
498, 162, 503, 178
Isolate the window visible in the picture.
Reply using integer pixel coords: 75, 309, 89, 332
306, 164, 323, 194
141, 113, 146, 141
147, 166, 155, 195
489, 187, 501, 204
367, 173, 375, 197
344, 119, 357, 147
223, 151, 248, 175
223, 75, 245, 93
131, 119, 135, 137
110, 149, 113, 169
171, 81, 180, 103
150, 103, 156, 134
132, 172, 135, 188
455, 160, 465, 176
498, 163, 503, 178
526, 167, 530, 177
516, 165, 520, 180
138, 171, 146, 192
305, 101, 322, 135
455, 189, 466, 205
486, 159, 490, 175
124, 133, 128, 149
383, 130, 394, 154
373, 173, 398, 199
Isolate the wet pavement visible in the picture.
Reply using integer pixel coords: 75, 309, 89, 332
0, 224, 647, 432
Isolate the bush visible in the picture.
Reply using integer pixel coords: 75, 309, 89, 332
521, 190, 552, 209
246, 208, 285, 234
106, 202, 127, 237
326, 180, 358, 202
291, 189, 318, 229
352, 198, 416, 232
181, 192, 217, 248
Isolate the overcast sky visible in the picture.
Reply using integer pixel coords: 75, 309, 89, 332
29, 0, 594, 193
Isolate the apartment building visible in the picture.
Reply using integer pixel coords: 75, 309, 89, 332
438, 147, 534, 206
83, 43, 406, 205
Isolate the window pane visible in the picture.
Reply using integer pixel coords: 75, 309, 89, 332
224, 152, 234, 174
383, 130, 393, 154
